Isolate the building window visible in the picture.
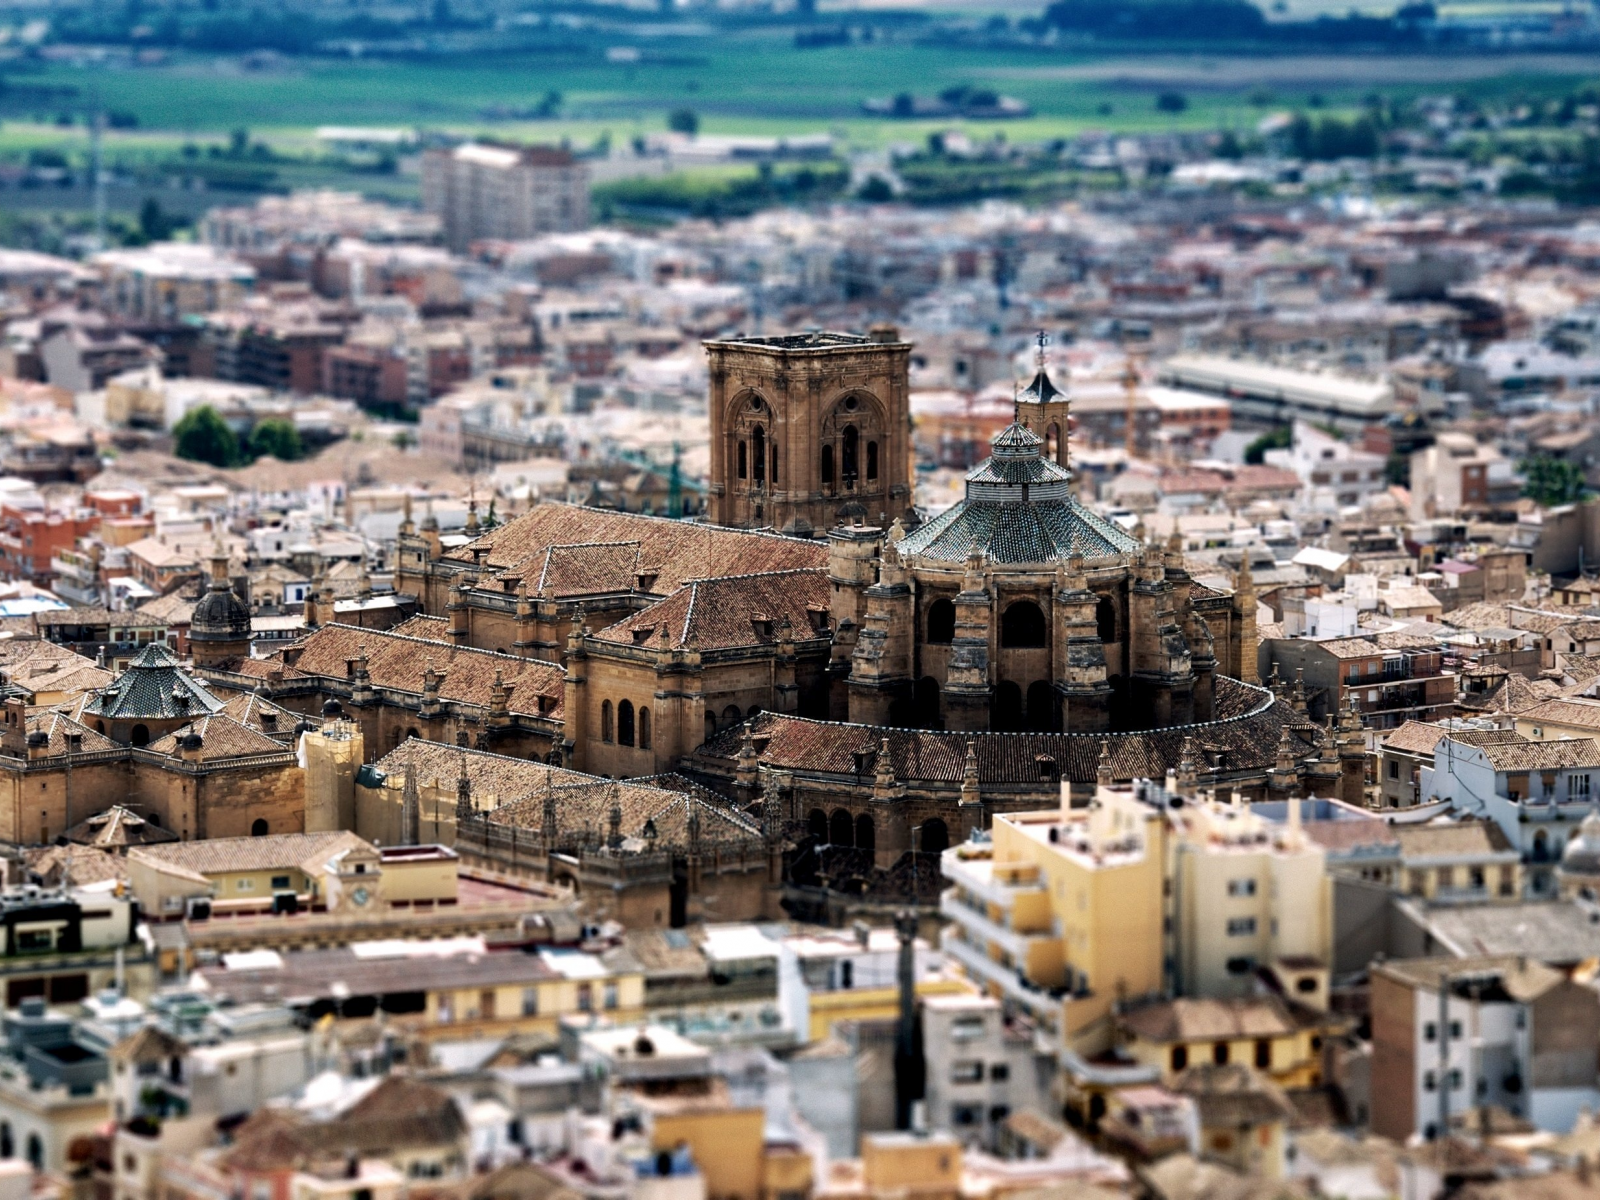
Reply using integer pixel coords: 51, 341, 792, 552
821, 445, 834, 488
1226, 879, 1257, 898
618, 700, 635, 747
1254, 1039, 1271, 1069
866, 440, 879, 481
737, 441, 747, 480
990, 1063, 1009, 1082
1576, 774, 1592, 797
638, 706, 651, 750
603, 982, 619, 1010
1388, 760, 1399, 779
953, 1105, 981, 1126
951, 1061, 984, 1084
577, 983, 593, 1013
1424, 1022, 1436, 1042
521, 988, 539, 1016
271, 876, 290, 890
1212, 1042, 1230, 1065
1170, 1045, 1188, 1071
1226, 917, 1257, 937
600, 701, 613, 743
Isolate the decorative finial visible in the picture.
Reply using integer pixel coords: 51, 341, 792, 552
1035, 329, 1049, 371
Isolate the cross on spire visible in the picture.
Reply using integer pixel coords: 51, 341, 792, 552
1035, 329, 1049, 370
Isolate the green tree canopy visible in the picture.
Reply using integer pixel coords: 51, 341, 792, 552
668, 109, 699, 136
1519, 456, 1590, 508
1244, 425, 1292, 465
173, 405, 241, 468
248, 418, 303, 463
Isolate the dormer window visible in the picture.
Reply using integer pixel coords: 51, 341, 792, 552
632, 625, 657, 645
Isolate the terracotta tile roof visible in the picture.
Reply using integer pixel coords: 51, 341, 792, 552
1382, 721, 1457, 756
1513, 699, 1600, 731
443, 503, 826, 596
1478, 673, 1563, 715
370, 740, 760, 848
687, 677, 1309, 786
390, 615, 448, 639
221, 1078, 466, 1169
282, 623, 564, 720
218, 690, 305, 739
24, 844, 128, 887
593, 569, 830, 651
1120, 995, 1319, 1043
145, 714, 288, 761
62, 804, 179, 849
26, 709, 116, 755
1465, 737, 1600, 772
1443, 602, 1516, 631
535, 541, 643, 598
1393, 819, 1514, 860
1313, 636, 1382, 660
1172, 1063, 1296, 1128
133, 590, 197, 624
129, 830, 371, 878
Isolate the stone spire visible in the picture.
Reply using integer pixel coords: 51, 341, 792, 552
456, 754, 472, 825
960, 738, 981, 810
1176, 736, 1198, 800
1097, 738, 1114, 790
873, 737, 899, 799
401, 750, 420, 846
542, 770, 557, 847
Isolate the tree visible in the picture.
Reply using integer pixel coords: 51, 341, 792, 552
173, 406, 241, 468
1520, 456, 1590, 508
1156, 91, 1188, 114
248, 419, 303, 463
668, 109, 699, 137
857, 175, 894, 202
1243, 425, 1292, 465
139, 198, 178, 243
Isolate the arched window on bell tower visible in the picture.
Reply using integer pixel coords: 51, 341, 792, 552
842, 426, 859, 485
867, 440, 879, 481
821, 445, 835, 489
752, 426, 766, 484
737, 441, 747, 480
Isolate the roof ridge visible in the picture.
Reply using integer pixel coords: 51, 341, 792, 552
467, 501, 826, 549
320, 623, 567, 674
677, 567, 828, 586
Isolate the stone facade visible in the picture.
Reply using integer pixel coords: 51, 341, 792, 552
704, 329, 915, 537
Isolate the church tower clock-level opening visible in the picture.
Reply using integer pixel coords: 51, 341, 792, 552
704, 327, 915, 536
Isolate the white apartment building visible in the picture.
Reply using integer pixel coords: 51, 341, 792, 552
421, 143, 589, 253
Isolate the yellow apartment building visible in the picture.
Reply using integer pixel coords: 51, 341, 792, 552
940, 783, 1165, 1055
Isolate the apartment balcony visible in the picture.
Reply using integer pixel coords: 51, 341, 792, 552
940, 850, 1046, 914
943, 933, 1064, 1033
939, 891, 1047, 963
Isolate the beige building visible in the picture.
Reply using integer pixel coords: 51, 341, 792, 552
421, 143, 589, 253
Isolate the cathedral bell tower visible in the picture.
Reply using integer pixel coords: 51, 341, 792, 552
704, 328, 914, 537
1014, 331, 1072, 471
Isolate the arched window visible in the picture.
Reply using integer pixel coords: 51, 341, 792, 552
771, 444, 779, 486
722, 704, 741, 729
638, 707, 651, 750
914, 676, 941, 728
808, 809, 828, 841
25, 1134, 39, 1171
601, 700, 614, 743
920, 818, 949, 856
842, 426, 859, 482
926, 598, 956, 643
830, 809, 855, 847
251, 819, 269, 837
752, 427, 766, 484
737, 441, 747, 480
406, 727, 420, 741
705, 713, 717, 742
1000, 601, 1047, 648
855, 814, 876, 852
617, 700, 635, 747
866, 440, 879, 481
821, 445, 835, 488
130, 724, 149, 747
1045, 422, 1060, 461
747, 705, 761, 719
2, 1120, 14, 1158
1096, 595, 1117, 643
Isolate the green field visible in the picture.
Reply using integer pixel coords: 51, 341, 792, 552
2, 33, 1600, 231
8, 38, 1600, 149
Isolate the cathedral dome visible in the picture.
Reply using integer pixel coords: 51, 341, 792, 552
191, 573, 251, 642
896, 415, 1139, 566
